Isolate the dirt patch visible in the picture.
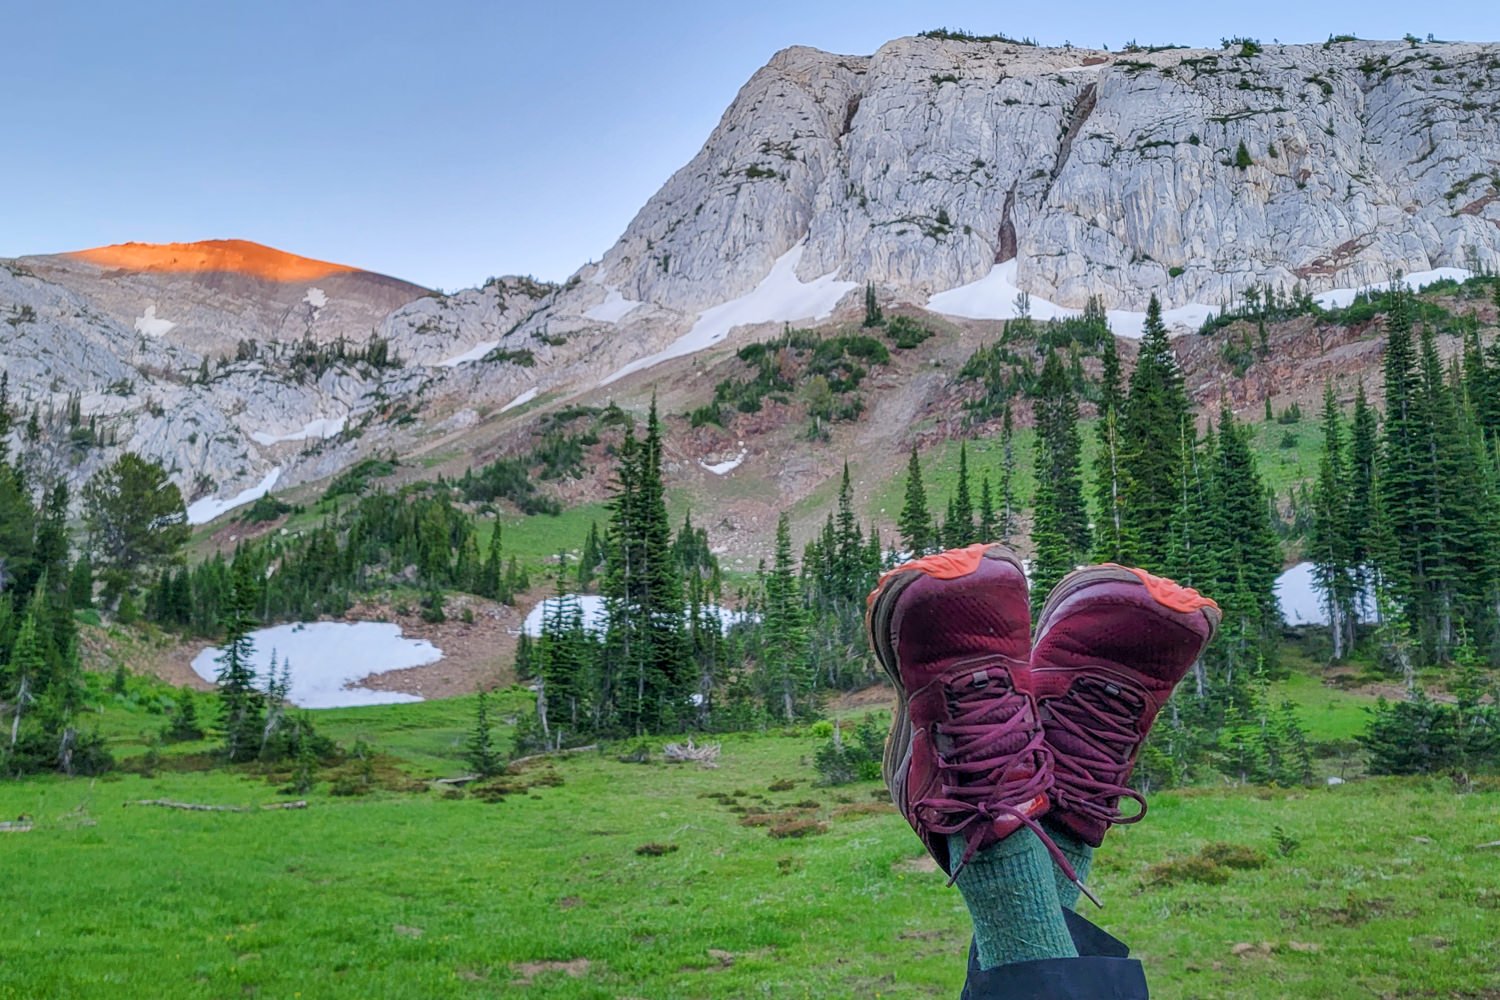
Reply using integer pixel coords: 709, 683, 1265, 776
892, 854, 940, 875
510, 958, 592, 986
828, 685, 896, 714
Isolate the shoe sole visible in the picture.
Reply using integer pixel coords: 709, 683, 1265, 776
1035, 563, 1221, 646
866, 544, 1026, 810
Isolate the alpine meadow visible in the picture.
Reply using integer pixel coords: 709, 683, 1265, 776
5, 19, 1500, 1000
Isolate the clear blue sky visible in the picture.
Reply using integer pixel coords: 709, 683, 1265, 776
6, 1, 1497, 290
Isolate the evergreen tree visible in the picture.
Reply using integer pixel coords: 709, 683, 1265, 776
945, 443, 976, 546
863, 281, 884, 327
897, 446, 935, 556
1092, 334, 1127, 562
1033, 349, 1091, 556
215, 561, 264, 763
82, 453, 190, 604
761, 513, 810, 721
465, 690, 503, 776
997, 403, 1018, 543
977, 474, 997, 542
1310, 382, 1356, 658
1118, 296, 1190, 570
599, 398, 690, 734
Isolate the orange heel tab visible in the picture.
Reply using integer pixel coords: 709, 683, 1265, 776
1113, 565, 1219, 615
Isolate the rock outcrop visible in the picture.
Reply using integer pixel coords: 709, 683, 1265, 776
584, 37, 1500, 314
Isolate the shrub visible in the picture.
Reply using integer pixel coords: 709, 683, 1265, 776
1234, 141, 1254, 169
769, 819, 828, 839
886, 315, 932, 349
634, 842, 679, 856
813, 715, 885, 785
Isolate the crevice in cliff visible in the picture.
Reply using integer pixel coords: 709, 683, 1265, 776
1045, 82, 1097, 198
996, 184, 1018, 263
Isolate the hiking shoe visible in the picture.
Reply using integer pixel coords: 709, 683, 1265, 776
867, 543, 1055, 877
1031, 565, 1220, 847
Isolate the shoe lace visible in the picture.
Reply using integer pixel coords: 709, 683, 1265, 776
916, 665, 1098, 905
1045, 675, 1150, 832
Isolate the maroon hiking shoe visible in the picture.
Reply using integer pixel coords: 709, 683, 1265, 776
1031, 564, 1220, 847
867, 543, 1058, 878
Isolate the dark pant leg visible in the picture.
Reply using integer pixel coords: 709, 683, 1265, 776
960, 912, 1147, 1000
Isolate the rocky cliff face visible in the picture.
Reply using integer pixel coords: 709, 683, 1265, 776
584, 37, 1500, 316
6, 36, 1500, 524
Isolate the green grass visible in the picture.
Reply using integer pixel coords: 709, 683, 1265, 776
2, 718, 1495, 999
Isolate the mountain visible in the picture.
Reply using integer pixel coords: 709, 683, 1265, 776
3, 35, 1499, 543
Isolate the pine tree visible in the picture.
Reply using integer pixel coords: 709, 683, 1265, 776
1118, 295, 1191, 570
1034, 349, 1091, 556
215, 561, 264, 763
946, 443, 976, 546
897, 446, 935, 556
465, 690, 502, 776
1092, 334, 1127, 562
977, 474, 997, 542
761, 513, 810, 721
1310, 382, 1356, 658
600, 397, 690, 734
998, 403, 1018, 543
863, 281, 884, 327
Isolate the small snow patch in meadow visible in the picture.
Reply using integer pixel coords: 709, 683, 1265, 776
134, 305, 176, 337
251, 415, 347, 446
501, 387, 539, 413
186, 468, 283, 526
1313, 268, 1473, 309
602, 242, 856, 385
522, 595, 749, 637
584, 285, 642, 323
927, 261, 1213, 338
303, 287, 328, 308
191, 621, 438, 708
700, 446, 747, 475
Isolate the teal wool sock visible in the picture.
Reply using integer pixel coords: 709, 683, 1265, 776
1043, 821, 1095, 911
948, 831, 1079, 969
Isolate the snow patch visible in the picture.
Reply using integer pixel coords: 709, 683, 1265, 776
190, 621, 439, 709
602, 242, 856, 385
134, 305, 175, 337
930, 263, 1477, 338
186, 468, 282, 525
522, 595, 748, 637
928, 261, 1214, 337
1274, 561, 1377, 627
501, 387, 539, 413
250, 415, 347, 446
584, 285, 642, 323
303, 287, 328, 308
436, 341, 499, 368
700, 446, 747, 475
1313, 268, 1473, 309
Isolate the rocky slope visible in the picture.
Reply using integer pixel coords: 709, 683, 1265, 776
585, 36, 1500, 315
5, 35, 1500, 530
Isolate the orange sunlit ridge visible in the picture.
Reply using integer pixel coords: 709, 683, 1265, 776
66, 239, 362, 282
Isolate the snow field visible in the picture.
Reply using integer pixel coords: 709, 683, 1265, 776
191, 621, 440, 709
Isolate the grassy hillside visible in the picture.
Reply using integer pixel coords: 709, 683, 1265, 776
2, 676, 1495, 999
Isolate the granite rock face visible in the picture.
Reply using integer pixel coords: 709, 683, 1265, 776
585, 37, 1500, 313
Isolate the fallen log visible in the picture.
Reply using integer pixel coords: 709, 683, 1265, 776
508, 744, 599, 769
126, 799, 307, 812
0, 821, 33, 833
664, 740, 721, 765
